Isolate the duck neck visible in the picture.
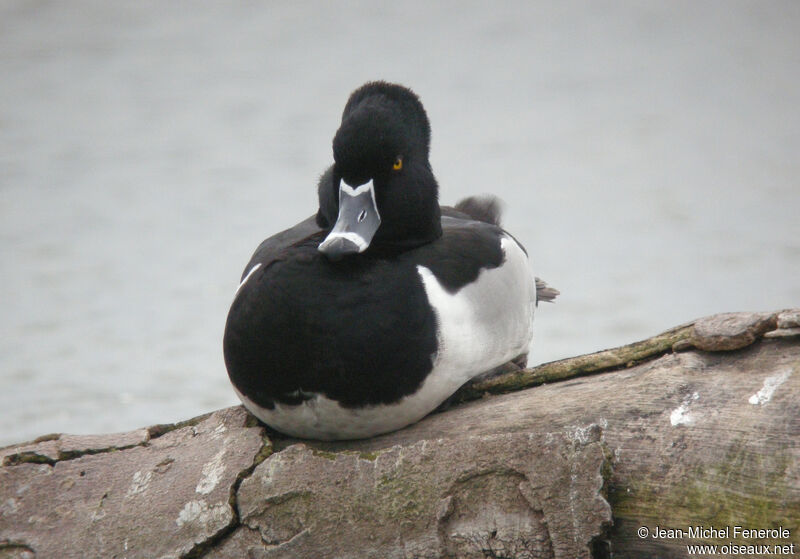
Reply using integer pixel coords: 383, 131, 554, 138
375, 206, 442, 252
371, 170, 442, 253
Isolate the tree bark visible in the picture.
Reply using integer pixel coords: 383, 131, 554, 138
1, 310, 798, 559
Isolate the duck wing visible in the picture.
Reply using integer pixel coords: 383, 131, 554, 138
240, 215, 322, 280
445, 195, 559, 305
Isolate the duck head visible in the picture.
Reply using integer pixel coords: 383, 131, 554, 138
317, 82, 442, 259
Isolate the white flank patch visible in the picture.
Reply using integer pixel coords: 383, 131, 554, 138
232, 235, 536, 440
416, 236, 535, 377
235, 262, 262, 296
670, 392, 699, 426
748, 368, 792, 406
195, 446, 227, 495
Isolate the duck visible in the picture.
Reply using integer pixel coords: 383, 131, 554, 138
223, 81, 558, 440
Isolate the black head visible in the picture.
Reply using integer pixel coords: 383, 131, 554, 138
317, 82, 442, 259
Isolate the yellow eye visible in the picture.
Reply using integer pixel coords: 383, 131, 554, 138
392, 156, 403, 171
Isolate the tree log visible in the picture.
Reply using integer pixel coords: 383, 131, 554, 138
1, 310, 798, 558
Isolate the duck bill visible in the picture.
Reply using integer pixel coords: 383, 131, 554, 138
318, 180, 381, 260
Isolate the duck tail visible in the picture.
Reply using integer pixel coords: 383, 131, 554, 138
535, 278, 559, 304
453, 195, 503, 226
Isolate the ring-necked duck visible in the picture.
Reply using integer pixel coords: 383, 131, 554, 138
223, 81, 557, 440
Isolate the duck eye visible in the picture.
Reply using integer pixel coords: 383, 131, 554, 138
392, 156, 403, 171
357, 209, 367, 223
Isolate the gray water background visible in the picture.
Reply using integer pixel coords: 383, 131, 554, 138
2, 1, 799, 446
